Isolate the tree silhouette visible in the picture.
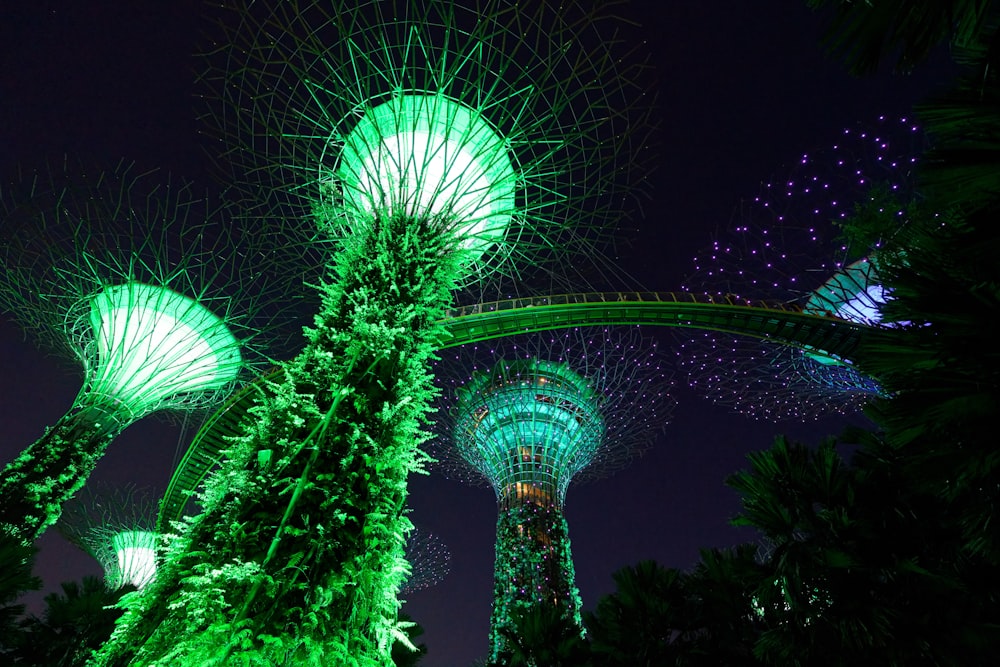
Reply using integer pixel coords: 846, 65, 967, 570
804, 0, 997, 74
0, 535, 39, 658
717, 186, 1000, 664
493, 604, 591, 667
586, 560, 687, 667
13, 576, 132, 666
390, 612, 427, 667
680, 546, 764, 667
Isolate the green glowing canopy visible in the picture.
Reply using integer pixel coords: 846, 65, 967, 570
337, 93, 517, 265
86, 282, 242, 417
110, 529, 158, 589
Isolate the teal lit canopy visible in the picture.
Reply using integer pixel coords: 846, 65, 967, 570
85, 281, 242, 418
454, 358, 606, 508
335, 92, 517, 266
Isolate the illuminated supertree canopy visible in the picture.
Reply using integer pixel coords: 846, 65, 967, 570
57, 484, 160, 591
205, 0, 653, 291
678, 115, 922, 420
96, 2, 653, 665
430, 327, 673, 663
0, 162, 302, 544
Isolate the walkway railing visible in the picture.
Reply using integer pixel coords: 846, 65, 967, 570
158, 292, 873, 530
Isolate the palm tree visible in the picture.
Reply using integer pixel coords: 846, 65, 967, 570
585, 560, 688, 667
727, 425, 1000, 665
0, 534, 39, 658
680, 546, 764, 667
803, 0, 997, 74
495, 605, 591, 667
391, 612, 428, 667
806, 0, 1000, 211
14, 576, 132, 666
850, 193, 1000, 561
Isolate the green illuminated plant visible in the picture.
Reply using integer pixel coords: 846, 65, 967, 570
205, 0, 653, 292
98, 211, 461, 666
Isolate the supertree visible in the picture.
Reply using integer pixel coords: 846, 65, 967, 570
204, 0, 656, 295
96, 2, 652, 665
430, 327, 672, 663
0, 161, 302, 544
57, 484, 160, 591
678, 115, 922, 420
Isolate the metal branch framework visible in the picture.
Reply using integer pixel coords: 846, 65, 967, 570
0, 160, 308, 543
679, 115, 923, 420
401, 528, 452, 596
203, 0, 654, 291
430, 327, 673, 662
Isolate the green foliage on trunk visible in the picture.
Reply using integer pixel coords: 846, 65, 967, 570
94, 212, 462, 666
489, 501, 583, 664
0, 409, 120, 545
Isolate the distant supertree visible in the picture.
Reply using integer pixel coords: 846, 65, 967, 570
0, 162, 301, 543
57, 484, 160, 591
679, 115, 922, 420
97, 2, 652, 665
400, 528, 451, 596
431, 327, 672, 663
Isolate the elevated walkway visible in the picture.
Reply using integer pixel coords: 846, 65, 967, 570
158, 292, 873, 530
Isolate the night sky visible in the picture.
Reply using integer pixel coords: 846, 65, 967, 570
0, 2, 949, 665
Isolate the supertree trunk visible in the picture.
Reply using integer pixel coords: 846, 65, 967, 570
433, 332, 673, 662
489, 495, 581, 663
95, 0, 654, 661
0, 407, 119, 543
96, 211, 462, 666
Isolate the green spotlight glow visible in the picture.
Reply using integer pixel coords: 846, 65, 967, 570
336, 93, 516, 263
86, 282, 242, 416
110, 530, 158, 589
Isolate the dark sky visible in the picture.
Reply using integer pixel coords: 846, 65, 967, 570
0, 2, 949, 666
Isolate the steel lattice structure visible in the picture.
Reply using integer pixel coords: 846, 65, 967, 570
0, 161, 303, 543
679, 115, 923, 420
431, 327, 672, 663
58, 484, 160, 591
